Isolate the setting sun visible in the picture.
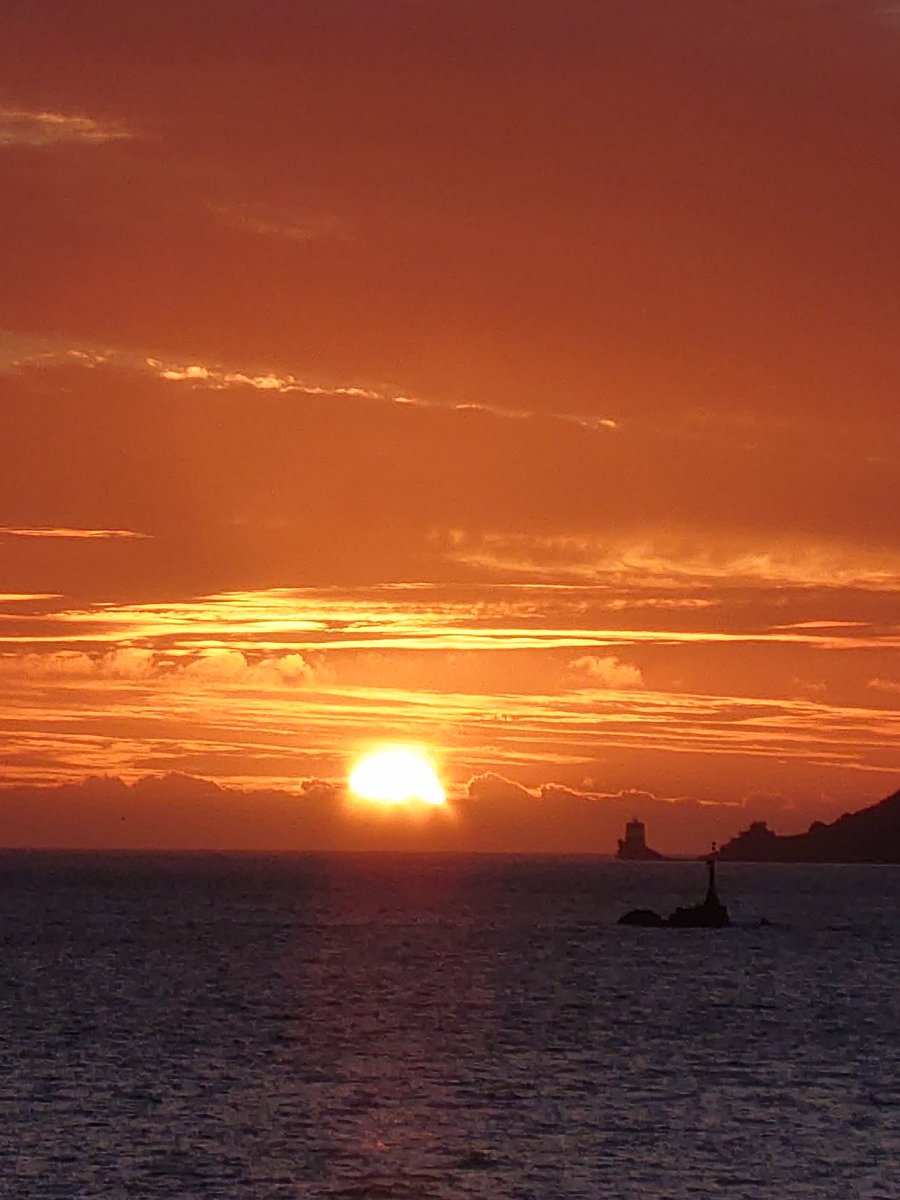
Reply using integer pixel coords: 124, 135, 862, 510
348, 748, 446, 807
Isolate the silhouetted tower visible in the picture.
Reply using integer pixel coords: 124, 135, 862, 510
619, 817, 648, 856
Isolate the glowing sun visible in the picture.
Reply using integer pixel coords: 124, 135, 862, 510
349, 748, 446, 807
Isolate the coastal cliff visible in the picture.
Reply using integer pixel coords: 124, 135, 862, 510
718, 789, 900, 863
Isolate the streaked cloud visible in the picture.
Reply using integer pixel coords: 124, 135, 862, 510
443, 530, 900, 591
0, 526, 149, 540
145, 356, 388, 400
9, 586, 900, 653
2, 331, 620, 432
0, 107, 131, 146
0, 593, 61, 603
212, 202, 352, 243
0, 0, 898, 845
0, 586, 898, 806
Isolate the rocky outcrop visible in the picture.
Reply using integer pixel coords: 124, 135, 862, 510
618, 907, 667, 927
618, 856, 730, 928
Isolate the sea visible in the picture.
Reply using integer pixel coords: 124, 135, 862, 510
0, 853, 897, 1200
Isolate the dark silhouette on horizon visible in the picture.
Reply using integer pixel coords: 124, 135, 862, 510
618, 846, 731, 928
615, 817, 665, 861
718, 789, 900, 863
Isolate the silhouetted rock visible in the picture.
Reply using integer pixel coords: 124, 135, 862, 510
667, 897, 730, 928
665, 854, 730, 927
618, 853, 730, 928
616, 817, 665, 860
618, 907, 666, 927
718, 789, 900, 863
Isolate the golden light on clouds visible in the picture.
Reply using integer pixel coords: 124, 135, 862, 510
0, 527, 149, 540
1, 1, 899, 849
0, 107, 131, 146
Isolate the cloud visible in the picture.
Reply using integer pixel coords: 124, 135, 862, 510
446, 531, 900, 591
466, 772, 538, 804
212, 202, 352, 243
447, 400, 619, 434
459, 774, 732, 852
143, 356, 389, 401
458, 776, 873, 852
0, 526, 149, 540
0, 765, 892, 853
0, 593, 61, 603
0, 108, 131, 147
0, 647, 324, 687
0, 649, 155, 679
869, 677, 900, 695
0, 773, 347, 850
4, 333, 620, 433
740, 791, 799, 821
39, 586, 898, 656
541, 783, 660, 809
179, 648, 323, 686
298, 776, 342, 804
568, 655, 644, 689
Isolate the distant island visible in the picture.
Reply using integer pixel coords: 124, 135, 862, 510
616, 817, 665, 861
718, 789, 900, 863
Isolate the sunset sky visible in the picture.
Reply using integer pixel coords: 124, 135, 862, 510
1, 0, 898, 852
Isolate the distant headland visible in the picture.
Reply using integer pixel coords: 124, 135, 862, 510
718, 789, 900, 863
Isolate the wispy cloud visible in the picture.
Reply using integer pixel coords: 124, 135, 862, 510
1, 655, 898, 792
0, 107, 131, 147
869, 676, 900, 695
144, 359, 620, 432
145, 357, 388, 400
0, 527, 149, 540
2, 331, 619, 432
442, 530, 900, 591
10, 586, 897, 653
212, 202, 352, 243
0, 586, 898, 788
0, 593, 61, 603
449, 400, 619, 433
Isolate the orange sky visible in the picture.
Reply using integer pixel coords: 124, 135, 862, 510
0, 0, 898, 852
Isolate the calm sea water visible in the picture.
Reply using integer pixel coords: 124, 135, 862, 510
0, 853, 897, 1199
